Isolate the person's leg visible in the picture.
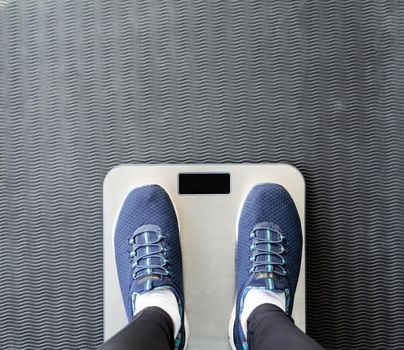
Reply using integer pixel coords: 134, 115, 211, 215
230, 183, 324, 350
247, 304, 324, 350
99, 306, 174, 350
108, 185, 188, 350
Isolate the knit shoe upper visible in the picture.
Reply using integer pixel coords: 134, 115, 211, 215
114, 184, 186, 349
232, 183, 303, 350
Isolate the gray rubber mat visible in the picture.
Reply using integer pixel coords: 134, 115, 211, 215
0, 1, 403, 349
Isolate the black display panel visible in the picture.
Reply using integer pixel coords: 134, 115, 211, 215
178, 173, 230, 194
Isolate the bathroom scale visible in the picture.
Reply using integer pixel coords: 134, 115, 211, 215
104, 163, 306, 350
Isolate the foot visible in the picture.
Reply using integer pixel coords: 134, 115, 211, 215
114, 184, 188, 350
229, 183, 303, 350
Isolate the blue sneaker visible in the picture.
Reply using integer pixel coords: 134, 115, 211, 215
114, 184, 188, 349
229, 183, 303, 350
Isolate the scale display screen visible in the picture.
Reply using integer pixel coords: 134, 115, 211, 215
178, 173, 230, 194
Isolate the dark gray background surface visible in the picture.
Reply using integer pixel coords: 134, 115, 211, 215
0, 1, 403, 349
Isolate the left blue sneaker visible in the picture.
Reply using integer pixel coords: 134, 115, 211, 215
229, 183, 303, 350
114, 184, 188, 349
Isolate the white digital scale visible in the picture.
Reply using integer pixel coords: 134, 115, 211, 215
104, 163, 306, 350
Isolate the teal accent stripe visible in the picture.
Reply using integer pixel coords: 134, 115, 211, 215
285, 288, 291, 315
267, 226, 273, 289
145, 231, 151, 288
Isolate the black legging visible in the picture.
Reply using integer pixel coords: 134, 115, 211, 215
99, 304, 324, 350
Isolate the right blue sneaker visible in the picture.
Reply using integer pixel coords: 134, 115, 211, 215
229, 183, 303, 350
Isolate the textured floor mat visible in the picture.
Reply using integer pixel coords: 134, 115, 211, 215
0, 1, 403, 349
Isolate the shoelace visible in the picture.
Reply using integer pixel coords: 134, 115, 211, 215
249, 225, 287, 277
129, 228, 170, 281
